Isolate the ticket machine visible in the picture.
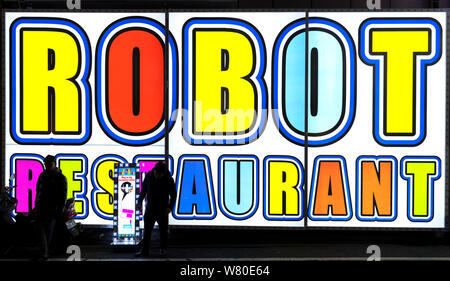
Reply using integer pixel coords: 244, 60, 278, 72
112, 163, 141, 245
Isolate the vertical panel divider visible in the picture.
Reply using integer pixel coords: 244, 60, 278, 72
164, 9, 170, 165
304, 11, 310, 229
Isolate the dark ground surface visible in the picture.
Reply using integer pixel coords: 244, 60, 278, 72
2, 224, 450, 261
3, 225, 450, 280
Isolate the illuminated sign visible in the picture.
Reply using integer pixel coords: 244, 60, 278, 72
3, 11, 447, 229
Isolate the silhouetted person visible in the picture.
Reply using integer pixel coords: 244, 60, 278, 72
136, 161, 176, 257
34, 155, 67, 260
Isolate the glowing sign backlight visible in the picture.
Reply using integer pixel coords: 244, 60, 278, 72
3, 11, 447, 229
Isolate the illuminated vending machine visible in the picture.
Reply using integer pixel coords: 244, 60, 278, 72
112, 163, 141, 245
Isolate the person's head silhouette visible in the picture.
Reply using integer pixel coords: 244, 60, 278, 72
153, 161, 167, 179
44, 155, 57, 172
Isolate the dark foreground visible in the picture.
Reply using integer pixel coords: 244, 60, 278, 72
3, 225, 450, 280
2, 224, 450, 261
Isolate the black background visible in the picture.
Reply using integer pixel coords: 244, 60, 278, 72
1, 0, 450, 9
